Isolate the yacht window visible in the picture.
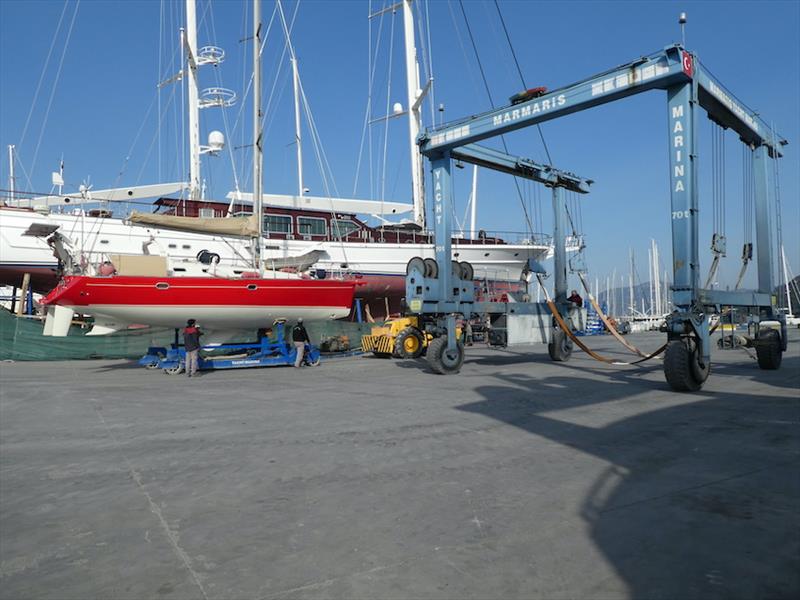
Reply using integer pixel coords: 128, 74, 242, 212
182, 245, 191, 249
168, 244, 177, 249
199, 208, 215, 218
100, 239, 109, 244
264, 214, 292, 234
331, 219, 359, 238
298, 216, 327, 236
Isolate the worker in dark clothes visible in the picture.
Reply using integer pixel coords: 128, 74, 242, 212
567, 289, 584, 308
293, 318, 310, 367
183, 319, 203, 377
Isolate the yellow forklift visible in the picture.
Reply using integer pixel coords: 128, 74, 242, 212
361, 316, 462, 359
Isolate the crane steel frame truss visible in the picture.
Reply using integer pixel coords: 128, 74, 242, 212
410, 43, 787, 379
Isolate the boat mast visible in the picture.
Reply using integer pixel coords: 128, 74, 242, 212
470, 165, 477, 239
402, 0, 425, 228
185, 0, 201, 200
629, 248, 634, 316
7, 145, 15, 201
253, 0, 263, 275
291, 57, 304, 198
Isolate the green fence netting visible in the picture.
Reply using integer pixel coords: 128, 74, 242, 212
1, 309, 373, 361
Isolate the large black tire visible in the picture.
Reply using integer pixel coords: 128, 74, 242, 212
426, 337, 464, 374
394, 327, 425, 359
756, 329, 782, 370
664, 338, 710, 392
548, 328, 573, 362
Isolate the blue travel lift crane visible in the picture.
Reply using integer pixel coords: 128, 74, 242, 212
405, 44, 787, 391
140, 321, 321, 374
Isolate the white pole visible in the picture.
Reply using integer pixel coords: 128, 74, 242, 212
653, 240, 661, 315
783, 245, 794, 316
253, 0, 263, 275
402, 0, 425, 228
7, 145, 14, 201
186, 0, 201, 201
648, 245, 653, 315
611, 268, 617, 316
469, 165, 478, 239
291, 57, 304, 198
664, 269, 669, 313
629, 248, 635, 317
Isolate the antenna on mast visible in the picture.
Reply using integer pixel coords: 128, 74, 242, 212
679, 12, 687, 47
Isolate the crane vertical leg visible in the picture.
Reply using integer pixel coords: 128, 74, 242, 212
552, 186, 568, 306
547, 186, 573, 361
430, 153, 460, 354
752, 145, 775, 297
664, 81, 710, 391
752, 145, 787, 356
431, 153, 453, 302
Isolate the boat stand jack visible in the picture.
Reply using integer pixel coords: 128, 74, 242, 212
139, 322, 321, 374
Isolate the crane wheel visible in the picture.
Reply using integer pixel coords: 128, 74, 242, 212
394, 327, 425, 359
548, 329, 573, 362
664, 338, 710, 392
426, 337, 464, 374
755, 329, 782, 370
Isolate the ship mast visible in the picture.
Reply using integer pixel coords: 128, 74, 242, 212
253, 0, 263, 275
291, 57, 304, 198
185, 0, 201, 200
402, 0, 426, 228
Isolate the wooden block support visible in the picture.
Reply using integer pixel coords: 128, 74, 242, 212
16, 273, 30, 317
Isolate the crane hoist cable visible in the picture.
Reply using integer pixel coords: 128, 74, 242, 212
492, 0, 552, 166
535, 274, 667, 366
705, 121, 727, 288
735, 144, 754, 289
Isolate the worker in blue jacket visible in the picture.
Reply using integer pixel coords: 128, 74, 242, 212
183, 319, 203, 377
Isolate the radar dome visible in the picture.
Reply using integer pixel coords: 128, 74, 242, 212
208, 130, 225, 151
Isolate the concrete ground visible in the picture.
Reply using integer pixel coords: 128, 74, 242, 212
1, 330, 798, 600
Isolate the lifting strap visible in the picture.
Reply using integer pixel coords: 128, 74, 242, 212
536, 274, 667, 366
576, 272, 653, 358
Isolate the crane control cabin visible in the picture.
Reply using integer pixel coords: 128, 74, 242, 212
404, 44, 787, 391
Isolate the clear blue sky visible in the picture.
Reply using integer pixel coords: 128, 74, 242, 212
1, 0, 798, 290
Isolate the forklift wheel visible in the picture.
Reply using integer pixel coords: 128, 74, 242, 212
755, 329, 782, 370
394, 327, 425, 359
663, 338, 709, 392
548, 329, 573, 362
426, 337, 464, 374
305, 355, 321, 367
144, 361, 160, 370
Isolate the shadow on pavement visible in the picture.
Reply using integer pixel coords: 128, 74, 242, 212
456, 362, 800, 598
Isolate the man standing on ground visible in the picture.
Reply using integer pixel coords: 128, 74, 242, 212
183, 319, 203, 377
293, 318, 310, 367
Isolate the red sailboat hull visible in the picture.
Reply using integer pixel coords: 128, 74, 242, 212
41, 275, 356, 334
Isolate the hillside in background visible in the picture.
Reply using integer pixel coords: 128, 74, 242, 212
593, 275, 800, 317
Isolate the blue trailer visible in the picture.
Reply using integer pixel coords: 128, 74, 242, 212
139, 322, 320, 374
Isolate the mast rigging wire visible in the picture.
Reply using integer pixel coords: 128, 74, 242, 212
492, 0, 553, 166
456, 0, 534, 236
29, 0, 81, 187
